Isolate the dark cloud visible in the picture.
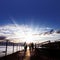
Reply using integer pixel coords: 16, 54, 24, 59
44, 29, 54, 35
56, 30, 60, 34
0, 36, 6, 40
49, 29, 54, 34
44, 32, 49, 35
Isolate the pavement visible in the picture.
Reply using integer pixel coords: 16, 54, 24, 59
0, 48, 59, 60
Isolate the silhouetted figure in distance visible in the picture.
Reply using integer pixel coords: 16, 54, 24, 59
31, 43, 34, 51
29, 43, 34, 51
24, 42, 27, 52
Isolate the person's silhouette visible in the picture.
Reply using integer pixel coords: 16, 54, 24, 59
24, 42, 27, 52
31, 43, 34, 51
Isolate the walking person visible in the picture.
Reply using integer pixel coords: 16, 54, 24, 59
24, 42, 27, 52
31, 43, 34, 51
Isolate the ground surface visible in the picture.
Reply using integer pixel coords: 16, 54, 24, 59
0, 48, 60, 60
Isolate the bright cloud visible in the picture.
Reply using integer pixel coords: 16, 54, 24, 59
0, 24, 60, 43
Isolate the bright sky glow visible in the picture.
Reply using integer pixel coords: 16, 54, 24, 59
0, 23, 60, 43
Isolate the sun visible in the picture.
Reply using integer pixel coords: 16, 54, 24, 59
6, 22, 41, 44
13, 27, 36, 43
24, 32, 34, 43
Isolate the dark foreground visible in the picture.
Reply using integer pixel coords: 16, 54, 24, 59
0, 48, 60, 60
31, 48, 60, 60
0, 50, 25, 60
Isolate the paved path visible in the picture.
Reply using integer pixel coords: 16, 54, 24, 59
23, 49, 30, 60
0, 46, 36, 60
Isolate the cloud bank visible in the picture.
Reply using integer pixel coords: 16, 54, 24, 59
0, 24, 60, 43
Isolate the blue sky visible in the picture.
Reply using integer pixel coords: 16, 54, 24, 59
0, 0, 60, 43
0, 0, 60, 29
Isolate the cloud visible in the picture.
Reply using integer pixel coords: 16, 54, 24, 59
0, 24, 60, 43
0, 36, 6, 40
56, 30, 60, 34
43, 29, 54, 35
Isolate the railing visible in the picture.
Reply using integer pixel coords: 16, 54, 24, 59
35, 40, 51, 48
0, 40, 23, 57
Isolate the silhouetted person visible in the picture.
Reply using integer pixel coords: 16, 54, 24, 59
24, 42, 27, 52
29, 43, 31, 51
29, 43, 34, 51
35, 43, 36, 49
31, 43, 34, 51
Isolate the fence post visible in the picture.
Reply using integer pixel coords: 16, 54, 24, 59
19, 44, 20, 51
13, 43, 14, 53
5, 40, 8, 56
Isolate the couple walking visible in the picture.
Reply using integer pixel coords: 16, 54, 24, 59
24, 42, 34, 52
29, 43, 34, 51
